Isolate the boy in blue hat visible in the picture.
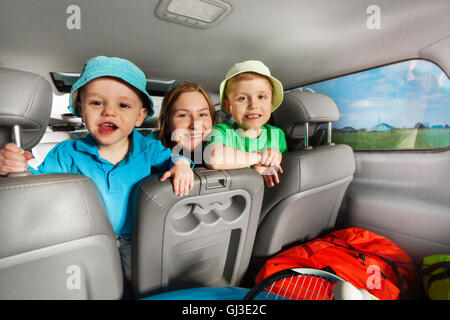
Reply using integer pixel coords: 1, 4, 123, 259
0, 56, 194, 282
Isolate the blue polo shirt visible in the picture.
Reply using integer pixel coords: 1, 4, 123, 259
29, 129, 186, 238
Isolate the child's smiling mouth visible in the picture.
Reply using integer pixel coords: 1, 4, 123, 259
245, 114, 261, 119
98, 122, 118, 134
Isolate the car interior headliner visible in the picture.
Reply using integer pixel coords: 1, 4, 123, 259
0, 0, 449, 93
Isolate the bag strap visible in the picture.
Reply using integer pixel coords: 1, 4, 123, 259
422, 262, 450, 276
324, 235, 414, 270
427, 272, 450, 289
322, 234, 417, 291
266, 256, 316, 268
321, 235, 368, 265
421, 261, 450, 291
266, 240, 338, 267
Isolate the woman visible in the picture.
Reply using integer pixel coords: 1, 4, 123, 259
157, 82, 216, 166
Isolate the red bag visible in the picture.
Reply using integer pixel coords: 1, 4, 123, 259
255, 228, 417, 300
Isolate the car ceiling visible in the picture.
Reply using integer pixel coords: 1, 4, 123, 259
0, 0, 449, 93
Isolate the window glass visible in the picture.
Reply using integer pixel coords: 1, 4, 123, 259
290, 60, 449, 150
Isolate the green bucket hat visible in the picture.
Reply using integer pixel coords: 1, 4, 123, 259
68, 56, 154, 118
219, 60, 284, 114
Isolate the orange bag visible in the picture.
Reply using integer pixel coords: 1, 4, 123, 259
255, 228, 417, 300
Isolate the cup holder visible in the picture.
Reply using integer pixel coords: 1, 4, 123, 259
171, 195, 247, 233
171, 204, 200, 233
217, 195, 246, 222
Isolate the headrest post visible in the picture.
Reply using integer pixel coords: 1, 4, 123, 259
272, 92, 339, 147
327, 122, 335, 145
304, 122, 313, 149
12, 124, 22, 148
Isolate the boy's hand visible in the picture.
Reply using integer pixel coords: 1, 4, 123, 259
253, 148, 283, 187
160, 158, 194, 196
253, 163, 284, 188
0, 143, 33, 175
259, 148, 282, 169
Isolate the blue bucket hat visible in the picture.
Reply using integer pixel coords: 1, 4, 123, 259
68, 56, 154, 118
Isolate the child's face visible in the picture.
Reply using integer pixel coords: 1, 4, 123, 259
223, 76, 272, 132
79, 77, 148, 148
169, 91, 213, 151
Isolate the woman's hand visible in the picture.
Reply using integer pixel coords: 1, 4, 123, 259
160, 157, 194, 196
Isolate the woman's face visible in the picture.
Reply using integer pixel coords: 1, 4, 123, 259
169, 91, 213, 151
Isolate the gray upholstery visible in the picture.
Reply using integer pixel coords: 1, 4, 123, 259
132, 167, 264, 297
341, 150, 450, 266
252, 92, 355, 257
272, 92, 339, 140
0, 174, 123, 299
0, 67, 52, 149
0, 68, 122, 299
259, 144, 356, 223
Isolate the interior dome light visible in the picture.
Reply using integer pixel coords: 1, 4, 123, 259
155, 0, 232, 29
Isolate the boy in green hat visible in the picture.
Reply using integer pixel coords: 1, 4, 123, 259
205, 60, 287, 187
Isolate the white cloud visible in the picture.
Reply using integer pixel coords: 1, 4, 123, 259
350, 99, 371, 108
371, 79, 396, 94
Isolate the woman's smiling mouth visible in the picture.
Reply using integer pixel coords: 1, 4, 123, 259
189, 132, 203, 139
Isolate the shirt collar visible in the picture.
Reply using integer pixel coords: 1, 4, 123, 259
75, 133, 99, 156
233, 122, 267, 140
128, 128, 149, 158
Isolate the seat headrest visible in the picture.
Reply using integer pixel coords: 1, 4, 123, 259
0, 68, 52, 149
272, 92, 339, 139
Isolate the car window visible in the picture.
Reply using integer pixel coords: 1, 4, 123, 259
290, 60, 450, 151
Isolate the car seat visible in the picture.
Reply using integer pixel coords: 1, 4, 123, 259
252, 92, 356, 258
132, 167, 264, 298
0, 67, 123, 299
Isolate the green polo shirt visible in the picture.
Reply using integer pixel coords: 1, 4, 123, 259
207, 122, 288, 154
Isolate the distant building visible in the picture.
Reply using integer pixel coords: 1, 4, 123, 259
414, 122, 425, 129
370, 122, 394, 132
370, 116, 394, 132
337, 126, 357, 133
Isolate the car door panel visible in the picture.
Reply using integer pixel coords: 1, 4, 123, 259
339, 150, 450, 265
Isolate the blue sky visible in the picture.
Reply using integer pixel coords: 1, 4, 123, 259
294, 60, 450, 130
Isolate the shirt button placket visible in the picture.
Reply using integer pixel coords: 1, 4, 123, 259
108, 169, 120, 193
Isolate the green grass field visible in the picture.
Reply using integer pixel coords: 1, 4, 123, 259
333, 128, 450, 150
